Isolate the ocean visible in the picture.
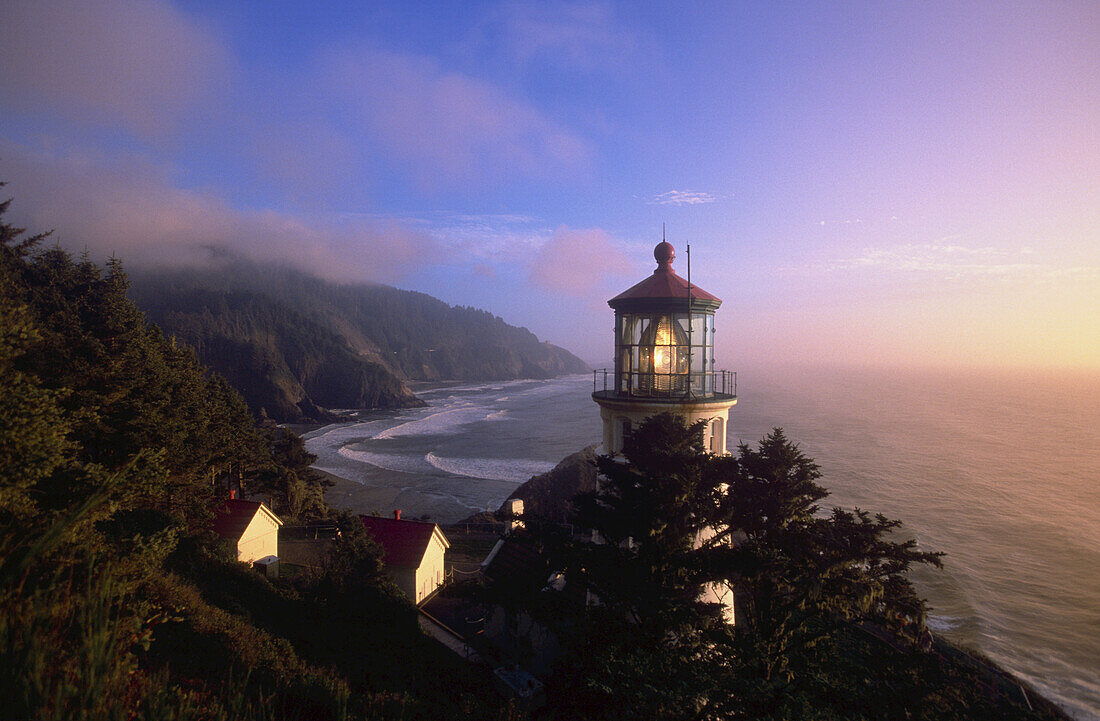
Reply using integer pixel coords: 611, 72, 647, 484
303, 366, 1100, 719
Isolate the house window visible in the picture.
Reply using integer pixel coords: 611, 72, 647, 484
709, 417, 724, 454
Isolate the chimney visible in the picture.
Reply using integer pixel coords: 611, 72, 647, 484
394, 509, 402, 520
229, 489, 237, 500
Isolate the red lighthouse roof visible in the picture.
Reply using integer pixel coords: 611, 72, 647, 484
608, 241, 721, 311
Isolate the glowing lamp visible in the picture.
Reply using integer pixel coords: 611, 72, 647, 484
639, 314, 689, 392
593, 238, 738, 455
602, 241, 722, 398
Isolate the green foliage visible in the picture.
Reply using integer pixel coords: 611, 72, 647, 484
521, 415, 1025, 721
727, 427, 828, 539
0, 194, 520, 720
548, 621, 716, 721
0, 281, 70, 520
244, 430, 330, 523
720, 430, 944, 695
1, 191, 1062, 721
571, 413, 738, 630
128, 261, 588, 422
130, 284, 423, 422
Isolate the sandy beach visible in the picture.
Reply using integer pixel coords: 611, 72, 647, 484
296, 422, 463, 520
316, 468, 405, 518
315, 465, 493, 524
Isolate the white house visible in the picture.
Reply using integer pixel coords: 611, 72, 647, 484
213, 497, 283, 564
361, 512, 450, 605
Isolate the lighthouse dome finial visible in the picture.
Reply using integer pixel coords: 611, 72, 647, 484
654, 240, 675, 269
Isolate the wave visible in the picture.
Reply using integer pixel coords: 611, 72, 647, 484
425, 451, 555, 482
926, 615, 964, 632
303, 370, 1100, 718
335, 445, 555, 484
415, 377, 544, 398
373, 404, 484, 440
302, 417, 395, 443
337, 446, 433, 475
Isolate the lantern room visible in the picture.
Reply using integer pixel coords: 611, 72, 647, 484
593, 240, 737, 455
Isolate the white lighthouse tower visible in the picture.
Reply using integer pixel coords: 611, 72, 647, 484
592, 239, 737, 455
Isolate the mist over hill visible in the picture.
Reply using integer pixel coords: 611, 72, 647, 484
128, 260, 589, 423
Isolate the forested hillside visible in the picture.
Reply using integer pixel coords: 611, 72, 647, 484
0, 196, 513, 720
1, 193, 1070, 720
129, 262, 588, 423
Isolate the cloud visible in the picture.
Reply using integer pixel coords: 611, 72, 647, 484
414, 213, 547, 264
817, 217, 864, 226
0, 0, 231, 137
495, 2, 636, 70
528, 226, 633, 295
246, 119, 359, 200
322, 44, 589, 187
650, 190, 719, 206
473, 264, 497, 279
1, 140, 444, 283
803, 240, 1098, 282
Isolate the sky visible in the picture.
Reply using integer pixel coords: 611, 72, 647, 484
1, 0, 1097, 371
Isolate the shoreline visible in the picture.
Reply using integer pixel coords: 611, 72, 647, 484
313, 464, 503, 525
315, 468, 404, 518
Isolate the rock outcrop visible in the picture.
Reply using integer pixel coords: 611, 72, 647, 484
499, 446, 599, 524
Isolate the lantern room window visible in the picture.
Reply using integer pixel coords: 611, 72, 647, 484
616, 311, 715, 397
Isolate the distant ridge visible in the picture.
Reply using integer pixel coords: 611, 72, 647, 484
129, 260, 588, 423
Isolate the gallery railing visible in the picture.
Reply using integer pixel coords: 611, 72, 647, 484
592, 369, 737, 400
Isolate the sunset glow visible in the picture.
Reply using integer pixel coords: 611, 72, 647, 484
1, 0, 1096, 370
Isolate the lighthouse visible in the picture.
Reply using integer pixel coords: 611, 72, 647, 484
592, 239, 737, 455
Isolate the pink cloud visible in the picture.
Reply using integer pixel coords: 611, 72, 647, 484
473, 263, 497, 279
2, 140, 444, 283
528, 226, 634, 295
0, 0, 231, 136
247, 118, 359, 201
323, 44, 589, 187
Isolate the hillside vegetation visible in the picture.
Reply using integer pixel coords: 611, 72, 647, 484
0, 196, 515, 720
2, 194, 1070, 720
129, 262, 588, 422
475, 416, 1070, 721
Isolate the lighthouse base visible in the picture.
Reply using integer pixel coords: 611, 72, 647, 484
592, 392, 737, 456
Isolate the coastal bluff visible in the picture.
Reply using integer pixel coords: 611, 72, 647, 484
458, 446, 599, 528
504, 446, 598, 524
129, 261, 587, 423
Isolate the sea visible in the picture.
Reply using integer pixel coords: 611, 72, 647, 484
302, 365, 1100, 719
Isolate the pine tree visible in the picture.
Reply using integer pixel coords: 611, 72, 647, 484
572, 412, 738, 630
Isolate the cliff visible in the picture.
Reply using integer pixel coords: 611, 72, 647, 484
500, 446, 599, 524
128, 261, 588, 423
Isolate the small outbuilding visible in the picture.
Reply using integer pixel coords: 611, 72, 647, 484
213, 497, 283, 564
360, 512, 450, 605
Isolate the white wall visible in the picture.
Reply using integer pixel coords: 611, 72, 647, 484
237, 511, 279, 563
414, 534, 448, 604
597, 397, 737, 456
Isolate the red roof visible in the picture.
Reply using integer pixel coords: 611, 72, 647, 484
609, 241, 721, 307
360, 515, 446, 568
213, 499, 263, 540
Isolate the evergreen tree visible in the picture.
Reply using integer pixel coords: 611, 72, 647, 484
571, 412, 738, 631
0, 279, 70, 521
533, 416, 946, 720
